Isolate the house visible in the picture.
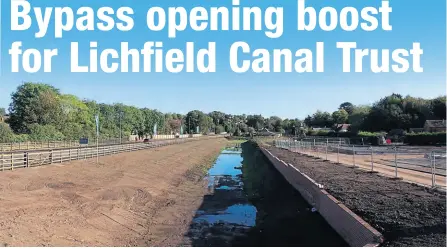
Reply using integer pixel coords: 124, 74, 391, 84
334, 124, 351, 133
256, 128, 281, 137
0, 115, 9, 123
423, 120, 446, 133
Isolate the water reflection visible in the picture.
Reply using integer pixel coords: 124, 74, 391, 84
186, 143, 347, 247
194, 147, 257, 229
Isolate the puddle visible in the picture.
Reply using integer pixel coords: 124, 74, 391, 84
194, 204, 257, 227
194, 147, 257, 228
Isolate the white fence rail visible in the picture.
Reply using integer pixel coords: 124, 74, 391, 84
274, 140, 446, 189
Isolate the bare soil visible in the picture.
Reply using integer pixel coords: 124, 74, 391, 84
267, 146, 446, 247
0, 138, 227, 247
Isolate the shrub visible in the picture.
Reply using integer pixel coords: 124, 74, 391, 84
28, 124, 65, 141
12, 134, 29, 143
404, 132, 446, 145
0, 123, 15, 143
307, 130, 330, 136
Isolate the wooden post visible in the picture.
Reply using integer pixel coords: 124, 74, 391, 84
50, 150, 53, 164
11, 153, 14, 171
1, 153, 3, 171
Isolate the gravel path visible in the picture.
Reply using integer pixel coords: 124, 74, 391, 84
267, 146, 446, 247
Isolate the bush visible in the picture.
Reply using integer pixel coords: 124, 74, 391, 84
215, 125, 225, 134
307, 130, 330, 136
0, 123, 15, 143
404, 132, 446, 145
28, 124, 65, 141
12, 134, 30, 142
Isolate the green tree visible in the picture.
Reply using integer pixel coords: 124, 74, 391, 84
184, 110, 213, 134
431, 96, 446, 120
332, 109, 349, 124
266, 116, 283, 132
8, 83, 64, 133
339, 102, 355, 115
215, 125, 225, 134
247, 115, 264, 131
306, 111, 334, 128
348, 105, 371, 132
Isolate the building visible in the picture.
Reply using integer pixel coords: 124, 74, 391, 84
333, 124, 351, 133
0, 115, 9, 123
256, 128, 281, 137
423, 120, 446, 133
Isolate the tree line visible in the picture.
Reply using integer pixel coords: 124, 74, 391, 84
0, 83, 445, 143
304, 94, 446, 132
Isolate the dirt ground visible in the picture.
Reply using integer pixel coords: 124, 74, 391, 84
305, 148, 446, 188
267, 146, 446, 247
0, 138, 227, 247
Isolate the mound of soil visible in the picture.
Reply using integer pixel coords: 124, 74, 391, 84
267, 146, 446, 247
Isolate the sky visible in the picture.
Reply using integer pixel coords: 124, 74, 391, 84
1, 0, 446, 119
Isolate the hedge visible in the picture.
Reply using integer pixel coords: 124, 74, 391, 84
404, 132, 446, 146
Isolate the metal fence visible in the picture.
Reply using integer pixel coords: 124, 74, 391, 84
274, 139, 446, 189
0, 136, 224, 171
299, 137, 351, 145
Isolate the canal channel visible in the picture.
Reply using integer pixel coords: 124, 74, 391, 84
186, 142, 347, 246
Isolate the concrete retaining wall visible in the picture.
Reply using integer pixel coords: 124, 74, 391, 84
260, 147, 384, 247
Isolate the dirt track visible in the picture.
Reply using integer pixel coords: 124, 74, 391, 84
267, 146, 446, 247
0, 138, 227, 246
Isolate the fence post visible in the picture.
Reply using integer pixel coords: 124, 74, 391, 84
433, 152, 436, 187
316, 143, 320, 159
11, 153, 14, 170
394, 147, 399, 179
370, 146, 375, 172
1, 153, 3, 171
352, 145, 356, 168
50, 150, 53, 164
26, 152, 29, 168
325, 140, 328, 161
337, 144, 340, 164
430, 151, 435, 187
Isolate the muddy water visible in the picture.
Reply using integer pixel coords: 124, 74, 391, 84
186, 142, 347, 246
